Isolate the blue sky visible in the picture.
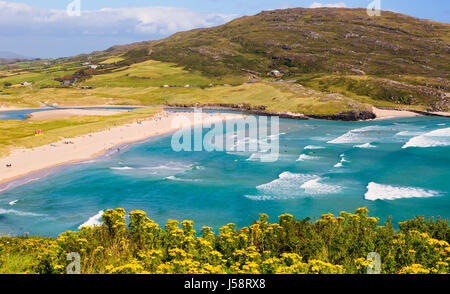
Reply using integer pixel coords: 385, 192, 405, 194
0, 0, 448, 58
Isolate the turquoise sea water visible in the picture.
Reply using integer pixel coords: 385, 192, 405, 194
0, 113, 449, 236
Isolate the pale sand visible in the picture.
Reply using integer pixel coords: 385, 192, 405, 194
430, 111, 450, 117
28, 109, 128, 120
0, 111, 245, 185
0, 106, 41, 112
372, 107, 422, 120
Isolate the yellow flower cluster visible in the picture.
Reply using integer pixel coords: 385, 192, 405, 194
1, 207, 449, 274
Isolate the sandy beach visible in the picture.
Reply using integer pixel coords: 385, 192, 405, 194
28, 109, 129, 120
0, 111, 245, 186
430, 111, 450, 117
372, 107, 422, 119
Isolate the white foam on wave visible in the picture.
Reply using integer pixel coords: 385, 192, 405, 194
245, 195, 278, 201
266, 132, 286, 140
256, 172, 317, 197
0, 208, 44, 217
402, 127, 450, 148
364, 182, 439, 201
300, 178, 341, 195
78, 210, 104, 229
395, 131, 424, 137
304, 145, 325, 150
8, 200, 18, 206
165, 176, 200, 182
248, 172, 341, 200
328, 126, 389, 144
297, 154, 320, 161
247, 153, 262, 161
334, 154, 350, 168
110, 166, 134, 170
354, 143, 376, 149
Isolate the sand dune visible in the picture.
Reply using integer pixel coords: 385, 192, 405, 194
0, 111, 245, 185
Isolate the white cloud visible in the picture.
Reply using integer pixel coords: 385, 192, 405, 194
0, 1, 237, 57
309, 2, 347, 8
0, 1, 236, 38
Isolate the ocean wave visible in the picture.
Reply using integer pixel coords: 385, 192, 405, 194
165, 176, 200, 182
334, 155, 350, 167
256, 172, 317, 197
354, 143, 376, 148
402, 127, 450, 148
328, 126, 389, 144
304, 145, 325, 150
0, 176, 44, 193
364, 182, 439, 201
249, 172, 341, 200
266, 132, 286, 140
78, 210, 104, 229
8, 200, 18, 206
297, 154, 320, 161
141, 165, 185, 170
110, 166, 134, 170
247, 153, 262, 161
244, 195, 278, 201
300, 178, 342, 195
395, 131, 425, 137
0, 208, 44, 217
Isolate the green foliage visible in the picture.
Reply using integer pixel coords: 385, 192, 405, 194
1, 208, 449, 274
300, 76, 444, 108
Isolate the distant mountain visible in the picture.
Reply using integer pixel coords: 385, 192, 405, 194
0, 51, 30, 59
0, 51, 31, 65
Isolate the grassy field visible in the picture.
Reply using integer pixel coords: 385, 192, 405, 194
0, 107, 162, 156
0, 57, 375, 115
99, 56, 125, 64
0, 49, 446, 120
0, 80, 373, 115
82, 60, 243, 88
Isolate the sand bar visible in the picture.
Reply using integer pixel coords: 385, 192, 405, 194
430, 111, 450, 117
0, 111, 245, 185
28, 109, 129, 120
372, 107, 422, 119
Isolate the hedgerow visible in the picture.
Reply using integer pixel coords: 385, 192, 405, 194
0, 207, 449, 274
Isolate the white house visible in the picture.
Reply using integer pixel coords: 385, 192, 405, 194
87, 65, 98, 69
269, 70, 282, 77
